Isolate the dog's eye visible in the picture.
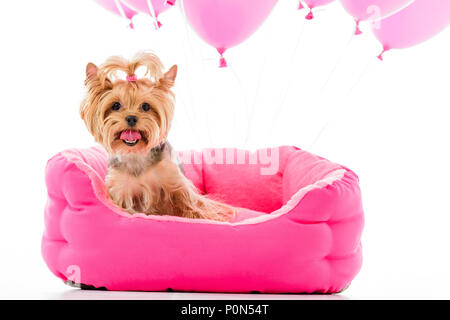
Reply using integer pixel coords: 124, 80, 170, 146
141, 103, 151, 112
111, 102, 122, 111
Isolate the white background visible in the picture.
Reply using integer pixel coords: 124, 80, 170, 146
0, 0, 449, 299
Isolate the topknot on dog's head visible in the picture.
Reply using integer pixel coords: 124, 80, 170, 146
85, 52, 168, 88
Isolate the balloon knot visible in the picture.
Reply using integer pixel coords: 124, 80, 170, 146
216, 48, 228, 67
219, 56, 227, 68
298, 1, 305, 10
377, 46, 390, 61
129, 21, 134, 29
305, 9, 314, 20
354, 20, 362, 35
157, 20, 162, 28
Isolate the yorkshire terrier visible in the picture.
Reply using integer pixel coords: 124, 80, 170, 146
80, 52, 235, 221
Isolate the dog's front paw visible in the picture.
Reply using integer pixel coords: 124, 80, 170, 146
106, 171, 142, 214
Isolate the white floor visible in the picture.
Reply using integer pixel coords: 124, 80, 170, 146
2, 264, 450, 300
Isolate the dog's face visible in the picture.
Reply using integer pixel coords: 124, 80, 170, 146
81, 53, 177, 155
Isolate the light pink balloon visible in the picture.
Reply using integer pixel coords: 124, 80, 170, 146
373, 0, 450, 59
121, 0, 171, 17
94, 0, 138, 24
340, 0, 413, 21
303, 0, 335, 8
340, 0, 413, 34
183, 0, 278, 67
301, 0, 336, 20
122, 0, 173, 27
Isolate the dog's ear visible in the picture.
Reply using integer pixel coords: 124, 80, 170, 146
161, 65, 177, 87
86, 62, 98, 81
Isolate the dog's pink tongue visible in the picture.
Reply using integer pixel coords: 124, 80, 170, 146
120, 130, 141, 141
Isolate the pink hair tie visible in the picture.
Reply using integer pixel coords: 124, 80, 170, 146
126, 74, 138, 82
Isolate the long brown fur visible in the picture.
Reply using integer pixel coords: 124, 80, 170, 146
80, 52, 235, 221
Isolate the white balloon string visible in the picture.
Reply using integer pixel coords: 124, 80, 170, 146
114, 0, 128, 22
228, 63, 250, 148
316, 31, 355, 99
309, 56, 375, 150
179, 0, 211, 146
146, 0, 159, 30
176, 94, 201, 145
267, 18, 308, 143
243, 0, 284, 147
297, 29, 355, 150
244, 43, 269, 147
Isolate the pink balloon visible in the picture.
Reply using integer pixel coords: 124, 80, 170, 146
183, 0, 278, 67
301, 0, 336, 20
373, 0, 450, 59
94, 0, 138, 26
340, 0, 413, 21
303, 0, 335, 8
121, 0, 171, 17
340, 0, 413, 34
122, 0, 173, 27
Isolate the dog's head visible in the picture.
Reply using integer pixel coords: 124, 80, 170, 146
81, 52, 177, 155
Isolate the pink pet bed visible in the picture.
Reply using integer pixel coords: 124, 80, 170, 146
42, 146, 364, 293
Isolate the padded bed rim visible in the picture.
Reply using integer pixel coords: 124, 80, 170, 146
59, 148, 348, 226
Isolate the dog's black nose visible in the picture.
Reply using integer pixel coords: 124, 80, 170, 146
126, 115, 138, 127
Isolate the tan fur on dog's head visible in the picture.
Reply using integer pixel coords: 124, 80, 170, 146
81, 52, 177, 155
